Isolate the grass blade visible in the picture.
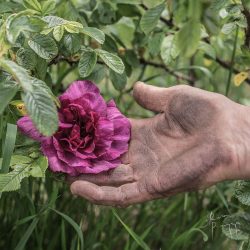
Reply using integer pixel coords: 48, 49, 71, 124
1, 123, 17, 173
51, 208, 84, 250
111, 208, 150, 250
14, 217, 39, 250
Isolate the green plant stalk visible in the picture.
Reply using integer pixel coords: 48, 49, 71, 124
225, 26, 239, 96
0, 123, 17, 173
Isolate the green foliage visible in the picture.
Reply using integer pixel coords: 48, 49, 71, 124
0, 165, 30, 192
28, 34, 58, 60
110, 69, 127, 90
112, 208, 150, 250
0, 81, 19, 114
161, 35, 179, 65
222, 214, 250, 241
235, 181, 250, 206
176, 20, 202, 57
52, 208, 84, 250
96, 49, 125, 74
1, 0, 250, 249
16, 48, 37, 70
78, 50, 97, 78
0, 155, 48, 192
22, 79, 58, 136
140, 2, 165, 34
1, 123, 17, 173
80, 27, 105, 44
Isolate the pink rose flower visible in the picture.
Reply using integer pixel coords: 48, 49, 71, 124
17, 81, 131, 176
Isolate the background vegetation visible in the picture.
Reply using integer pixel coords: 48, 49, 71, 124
1, 0, 250, 249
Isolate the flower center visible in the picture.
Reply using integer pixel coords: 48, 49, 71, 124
55, 107, 99, 153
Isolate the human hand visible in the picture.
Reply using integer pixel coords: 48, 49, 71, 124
70, 82, 250, 207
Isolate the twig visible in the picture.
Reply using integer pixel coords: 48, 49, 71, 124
48, 55, 79, 66
139, 58, 195, 84
225, 26, 239, 96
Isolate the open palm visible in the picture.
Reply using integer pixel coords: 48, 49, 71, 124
70, 82, 247, 207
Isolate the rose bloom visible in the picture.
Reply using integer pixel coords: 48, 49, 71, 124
18, 81, 131, 176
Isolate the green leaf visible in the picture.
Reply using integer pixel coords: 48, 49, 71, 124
94, 2, 117, 25
6, 14, 46, 44
117, 4, 141, 17
148, 32, 164, 56
35, 57, 47, 80
235, 181, 250, 206
84, 64, 106, 83
43, 16, 66, 28
1, 124, 17, 173
0, 81, 18, 114
41, 16, 82, 37
0, 165, 29, 192
188, 0, 202, 20
110, 69, 127, 91
140, 2, 165, 34
10, 155, 33, 166
160, 35, 179, 65
102, 34, 118, 53
198, 41, 216, 59
112, 209, 150, 250
28, 34, 58, 60
222, 214, 250, 241
221, 22, 236, 34
63, 34, 81, 55
124, 50, 140, 68
78, 50, 97, 78
16, 48, 37, 70
16, 215, 38, 226
210, 0, 230, 10
80, 27, 105, 44
41, 0, 56, 15
52, 209, 84, 250
14, 217, 39, 250
176, 19, 201, 57
53, 26, 64, 42
0, 2, 20, 13
30, 156, 48, 177
64, 23, 81, 33
22, 82, 58, 136
0, 59, 33, 92
23, 0, 41, 12
96, 49, 125, 74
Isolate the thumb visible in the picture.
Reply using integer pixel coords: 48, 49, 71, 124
133, 82, 172, 112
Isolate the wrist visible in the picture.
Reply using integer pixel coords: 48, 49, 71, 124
228, 104, 250, 180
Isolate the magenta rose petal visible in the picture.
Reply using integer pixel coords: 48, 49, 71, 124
61, 81, 107, 115
57, 150, 91, 167
17, 116, 46, 142
17, 80, 131, 175
63, 80, 99, 99
41, 138, 77, 176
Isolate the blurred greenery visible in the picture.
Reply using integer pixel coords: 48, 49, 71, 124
1, 0, 250, 249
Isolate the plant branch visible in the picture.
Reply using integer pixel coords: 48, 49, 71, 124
139, 58, 195, 84
48, 55, 79, 66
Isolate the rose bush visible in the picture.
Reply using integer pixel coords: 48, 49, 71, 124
17, 81, 131, 176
